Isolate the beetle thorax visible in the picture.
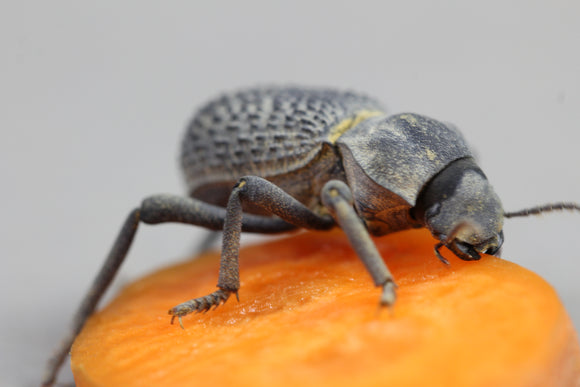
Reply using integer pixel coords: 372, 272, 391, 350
334, 113, 476, 236
337, 144, 419, 236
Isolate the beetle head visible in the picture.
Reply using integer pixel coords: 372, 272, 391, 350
414, 158, 504, 264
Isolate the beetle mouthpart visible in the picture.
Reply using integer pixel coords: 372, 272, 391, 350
478, 230, 504, 256
434, 239, 481, 263
448, 240, 481, 261
432, 221, 483, 262
434, 242, 451, 265
434, 230, 504, 263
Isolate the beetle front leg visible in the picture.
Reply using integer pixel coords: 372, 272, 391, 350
321, 180, 397, 306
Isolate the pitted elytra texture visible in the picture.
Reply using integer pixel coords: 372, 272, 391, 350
181, 87, 385, 195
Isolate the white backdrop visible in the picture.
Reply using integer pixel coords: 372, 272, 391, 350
1, 2, 579, 385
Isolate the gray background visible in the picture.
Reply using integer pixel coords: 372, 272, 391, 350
1, 1, 579, 386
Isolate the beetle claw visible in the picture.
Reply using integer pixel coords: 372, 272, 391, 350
168, 289, 232, 327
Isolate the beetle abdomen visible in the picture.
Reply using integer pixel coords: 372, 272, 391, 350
181, 86, 386, 199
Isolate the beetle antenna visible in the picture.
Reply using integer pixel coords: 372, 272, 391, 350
504, 202, 580, 218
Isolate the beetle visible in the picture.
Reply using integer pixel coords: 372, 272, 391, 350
42, 86, 580, 386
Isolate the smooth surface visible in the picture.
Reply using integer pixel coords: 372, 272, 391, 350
1, 2, 579, 386
71, 230, 580, 387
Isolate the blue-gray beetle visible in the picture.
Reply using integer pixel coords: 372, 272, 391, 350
42, 86, 579, 386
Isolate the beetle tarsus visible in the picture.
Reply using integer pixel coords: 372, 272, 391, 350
168, 288, 232, 326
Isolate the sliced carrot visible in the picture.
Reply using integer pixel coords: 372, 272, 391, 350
71, 229, 580, 387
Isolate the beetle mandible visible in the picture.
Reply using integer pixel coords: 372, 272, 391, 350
42, 86, 580, 386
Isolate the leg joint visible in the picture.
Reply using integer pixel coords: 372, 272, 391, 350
321, 180, 354, 209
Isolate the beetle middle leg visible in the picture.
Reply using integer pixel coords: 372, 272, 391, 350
168, 176, 336, 325
321, 180, 397, 306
